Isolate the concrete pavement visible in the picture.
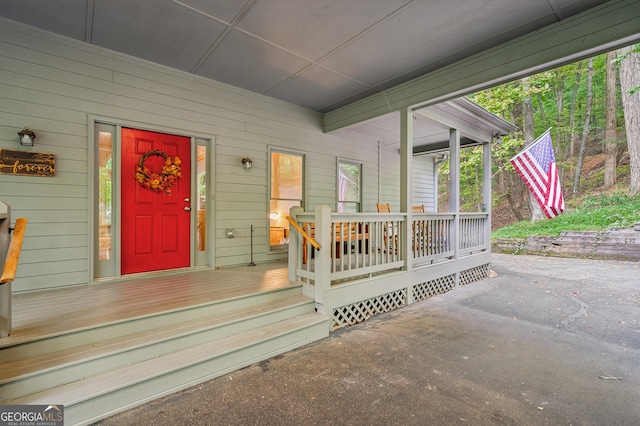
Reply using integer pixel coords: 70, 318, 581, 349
95, 254, 640, 425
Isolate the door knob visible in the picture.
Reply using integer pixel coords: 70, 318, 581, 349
184, 206, 191, 211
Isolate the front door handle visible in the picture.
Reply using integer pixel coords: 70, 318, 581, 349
184, 206, 191, 211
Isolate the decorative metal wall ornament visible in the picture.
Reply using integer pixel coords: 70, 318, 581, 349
135, 150, 182, 194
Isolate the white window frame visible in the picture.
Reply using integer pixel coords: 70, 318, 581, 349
268, 147, 306, 252
337, 158, 362, 213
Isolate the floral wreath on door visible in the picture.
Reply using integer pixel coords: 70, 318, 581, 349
135, 149, 182, 194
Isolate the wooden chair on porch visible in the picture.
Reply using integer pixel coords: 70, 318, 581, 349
301, 223, 315, 265
300, 222, 369, 264
376, 203, 397, 253
411, 205, 448, 255
334, 222, 369, 258
412, 205, 426, 251
376, 203, 391, 213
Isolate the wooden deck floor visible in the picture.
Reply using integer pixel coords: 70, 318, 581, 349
2, 262, 291, 348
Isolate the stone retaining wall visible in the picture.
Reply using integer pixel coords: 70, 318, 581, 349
492, 224, 640, 261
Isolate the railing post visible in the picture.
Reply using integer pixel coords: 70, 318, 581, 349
0, 203, 11, 338
400, 107, 413, 273
288, 206, 304, 282
483, 141, 492, 251
450, 128, 461, 286
314, 205, 332, 314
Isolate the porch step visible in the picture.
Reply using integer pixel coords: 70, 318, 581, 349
0, 288, 329, 425
0, 294, 314, 398
0, 284, 303, 353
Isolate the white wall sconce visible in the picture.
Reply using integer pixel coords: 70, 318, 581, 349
18, 128, 36, 146
242, 157, 253, 170
269, 211, 279, 220
226, 228, 236, 238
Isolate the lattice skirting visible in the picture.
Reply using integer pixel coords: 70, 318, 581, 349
459, 263, 489, 286
412, 273, 456, 303
331, 263, 490, 329
332, 289, 407, 329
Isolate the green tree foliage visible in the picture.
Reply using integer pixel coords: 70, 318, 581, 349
612, 44, 640, 95
460, 48, 631, 221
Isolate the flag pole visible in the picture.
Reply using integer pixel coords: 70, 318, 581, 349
510, 127, 553, 163
527, 127, 553, 147
509, 126, 564, 219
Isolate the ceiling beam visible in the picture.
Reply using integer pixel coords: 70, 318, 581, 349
324, 0, 640, 132
413, 137, 477, 155
84, 0, 94, 43
415, 108, 493, 143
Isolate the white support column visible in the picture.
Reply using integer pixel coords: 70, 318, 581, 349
449, 129, 461, 286
378, 140, 383, 204
482, 141, 492, 249
400, 107, 413, 275
0, 282, 10, 338
313, 205, 332, 315
287, 206, 303, 282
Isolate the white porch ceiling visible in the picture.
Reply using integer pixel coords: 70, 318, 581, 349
332, 98, 517, 153
1, 0, 636, 150
1, 0, 614, 113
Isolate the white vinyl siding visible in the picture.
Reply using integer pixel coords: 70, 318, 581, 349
379, 145, 400, 212
412, 154, 436, 211
377, 148, 436, 213
0, 19, 391, 291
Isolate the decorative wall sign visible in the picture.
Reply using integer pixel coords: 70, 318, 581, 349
0, 149, 55, 177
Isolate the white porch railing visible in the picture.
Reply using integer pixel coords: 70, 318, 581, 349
411, 213, 455, 263
459, 213, 489, 255
287, 206, 490, 315
288, 209, 406, 285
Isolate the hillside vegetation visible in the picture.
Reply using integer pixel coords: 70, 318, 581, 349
492, 191, 640, 239
444, 45, 640, 238
490, 150, 635, 234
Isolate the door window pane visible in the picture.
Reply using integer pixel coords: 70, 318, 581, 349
98, 131, 113, 261
197, 145, 207, 252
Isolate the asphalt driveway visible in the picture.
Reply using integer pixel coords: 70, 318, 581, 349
96, 254, 640, 425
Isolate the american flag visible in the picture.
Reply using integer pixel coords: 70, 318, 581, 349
510, 130, 565, 219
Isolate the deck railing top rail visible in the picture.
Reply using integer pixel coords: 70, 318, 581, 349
285, 215, 319, 250
287, 206, 491, 314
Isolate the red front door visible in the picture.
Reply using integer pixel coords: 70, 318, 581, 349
121, 128, 191, 274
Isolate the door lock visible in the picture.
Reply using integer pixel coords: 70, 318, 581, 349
184, 197, 190, 202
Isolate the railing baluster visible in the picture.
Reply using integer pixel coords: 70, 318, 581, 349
289, 210, 491, 284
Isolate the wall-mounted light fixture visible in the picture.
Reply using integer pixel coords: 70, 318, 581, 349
18, 128, 36, 146
242, 157, 253, 170
226, 228, 236, 238
269, 211, 279, 220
